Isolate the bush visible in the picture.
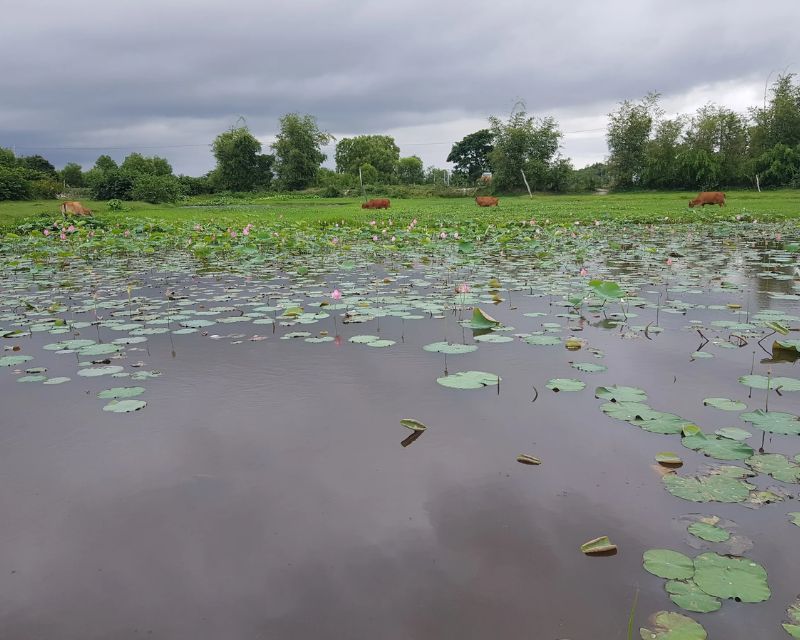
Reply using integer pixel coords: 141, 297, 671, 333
130, 174, 183, 203
177, 174, 215, 196
107, 199, 124, 211
88, 169, 134, 200
29, 178, 61, 199
0, 165, 32, 200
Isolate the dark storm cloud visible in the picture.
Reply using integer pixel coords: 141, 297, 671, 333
1, 0, 797, 173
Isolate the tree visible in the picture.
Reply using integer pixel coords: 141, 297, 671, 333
0, 165, 31, 200
643, 117, 686, 189
0, 147, 15, 167
750, 74, 800, 156
396, 156, 424, 184
487, 108, 563, 191
94, 155, 118, 172
335, 135, 399, 182
680, 104, 749, 188
131, 174, 183, 203
211, 125, 274, 191
752, 143, 800, 187
272, 113, 331, 190
18, 155, 57, 177
424, 166, 449, 185
121, 152, 173, 176
447, 129, 494, 182
606, 92, 661, 189
358, 163, 379, 185
61, 162, 84, 187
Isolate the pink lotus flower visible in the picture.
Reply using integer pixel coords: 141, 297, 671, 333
67, 225, 76, 233
776, 232, 782, 241
194, 224, 202, 231
123, 230, 130, 237
594, 220, 601, 226
372, 235, 378, 241
666, 257, 673, 266
370, 220, 376, 226
439, 231, 447, 239
331, 237, 338, 245
59, 232, 66, 241
412, 218, 417, 226
230, 230, 237, 238
331, 288, 342, 301
243, 225, 251, 236
456, 283, 470, 294
43, 229, 50, 236
89, 231, 95, 237
580, 267, 588, 277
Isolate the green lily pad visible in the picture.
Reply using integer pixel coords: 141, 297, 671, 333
473, 333, 513, 343
692, 552, 770, 603
102, 399, 147, 413
546, 378, 586, 392
436, 371, 500, 390
523, 334, 561, 346
740, 410, 800, 435
665, 580, 722, 613
43, 339, 94, 351
687, 522, 730, 543
77, 365, 125, 377
349, 335, 380, 344
681, 431, 754, 461
640, 611, 707, 640
180, 319, 216, 328
0, 355, 32, 367
643, 549, 695, 580
17, 375, 46, 383
714, 427, 751, 441
703, 397, 747, 411
739, 375, 800, 392
97, 386, 146, 399
365, 339, 395, 348
422, 342, 477, 354
570, 361, 607, 373
745, 453, 800, 483
655, 452, 683, 466
580, 535, 617, 554
77, 343, 121, 356
595, 385, 648, 403
43, 376, 70, 384
663, 471, 754, 503
782, 597, 800, 638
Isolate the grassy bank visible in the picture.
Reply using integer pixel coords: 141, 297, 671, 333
1, 190, 799, 230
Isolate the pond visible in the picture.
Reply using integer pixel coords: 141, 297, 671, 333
1, 223, 799, 638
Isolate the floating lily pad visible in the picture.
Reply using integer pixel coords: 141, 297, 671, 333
349, 335, 380, 344
43, 376, 70, 384
77, 365, 125, 377
546, 378, 586, 392
77, 343, 121, 356
643, 549, 695, 580
703, 397, 747, 411
422, 341, 477, 354
588, 279, 624, 300
580, 536, 616, 554
102, 399, 147, 413
473, 333, 513, 343
656, 452, 683, 466
639, 611, 707, 640
17, 375, 46, 383
0, 355, 32, 367
714, 427, 751, 441
436, 371, 500, 390
783, 597, 800, 638
97, 386, 146, 399
691, 552, 770, 603
681, 431, 754, 461
595, 385, 647, 403
571, 361, 607, 373
687, 522, 730, 543
745, 453, 800, 483
665, 580, 722, 613
365, 339, 395, 348
738, 375, 800, 391
663, 471, 754, 503
523, 334, 561, 346
180, 319, 216, 328
740, 410, 800, 435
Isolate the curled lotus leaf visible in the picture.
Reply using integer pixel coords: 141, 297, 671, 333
643, 549, 695, 580
691, 552, 770, 603
580, 536, 616, 554
400, 419, 427, 432
516, 454, 541, 466
655, 452, 683, 466
468, 307, 500, 329
639, 611, 707, 640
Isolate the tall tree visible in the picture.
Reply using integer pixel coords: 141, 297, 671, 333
272, 114, 331, 190
121, 152, 173, 176
335, 135, 399, 182
487, 108, 563, 191
396, 156, 424, 184
61, 162, 84, 187
94, 155, 118, 172
643, 117, 686, 189
211, 125, 273, 191
680, 104, 749, 188
447, 129, 494, 182
18, 155, 57, 177
750, 73, 800, 155
606, 92, 661, 189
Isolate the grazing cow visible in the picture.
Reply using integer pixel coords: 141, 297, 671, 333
61, 201, 92, 216
361, 198, 390, 210
475, 196, 499, 207
688, 192, 725, 208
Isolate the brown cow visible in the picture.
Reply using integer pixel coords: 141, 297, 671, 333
361, 198, 390, 209
475, 196, 499, 207
61, 201, 92, 216
688, 192, 725, 208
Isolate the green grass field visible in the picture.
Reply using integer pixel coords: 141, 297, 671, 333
1, 190, 799, 230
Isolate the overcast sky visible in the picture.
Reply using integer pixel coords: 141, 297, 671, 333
1, 0, 797, 175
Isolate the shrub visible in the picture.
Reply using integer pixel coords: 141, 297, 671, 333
130, 174, 183, 203
0, 165, 32, 200
29, 178, 61, 199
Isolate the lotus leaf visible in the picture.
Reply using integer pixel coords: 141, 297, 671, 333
691, 552, 770, 603
436, 371, 500, 390
665, 580, 722, 613
643, 549, 695, 580
639, 611, 707, 640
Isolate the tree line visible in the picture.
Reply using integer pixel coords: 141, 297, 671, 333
1, 74, 798, 202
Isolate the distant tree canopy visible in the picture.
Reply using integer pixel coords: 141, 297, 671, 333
272, 113, 331, 190
396, 155, 424, 184
61, 162, 83, 187
211, 125, 273, 192
447, 129, 494, 182
487, 108, 567, 191
335, 135, 400, 183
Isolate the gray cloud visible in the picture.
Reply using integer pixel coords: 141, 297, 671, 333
1, 0, 797, 173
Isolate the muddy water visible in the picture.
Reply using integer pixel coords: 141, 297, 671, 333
1, 241, 799, 638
